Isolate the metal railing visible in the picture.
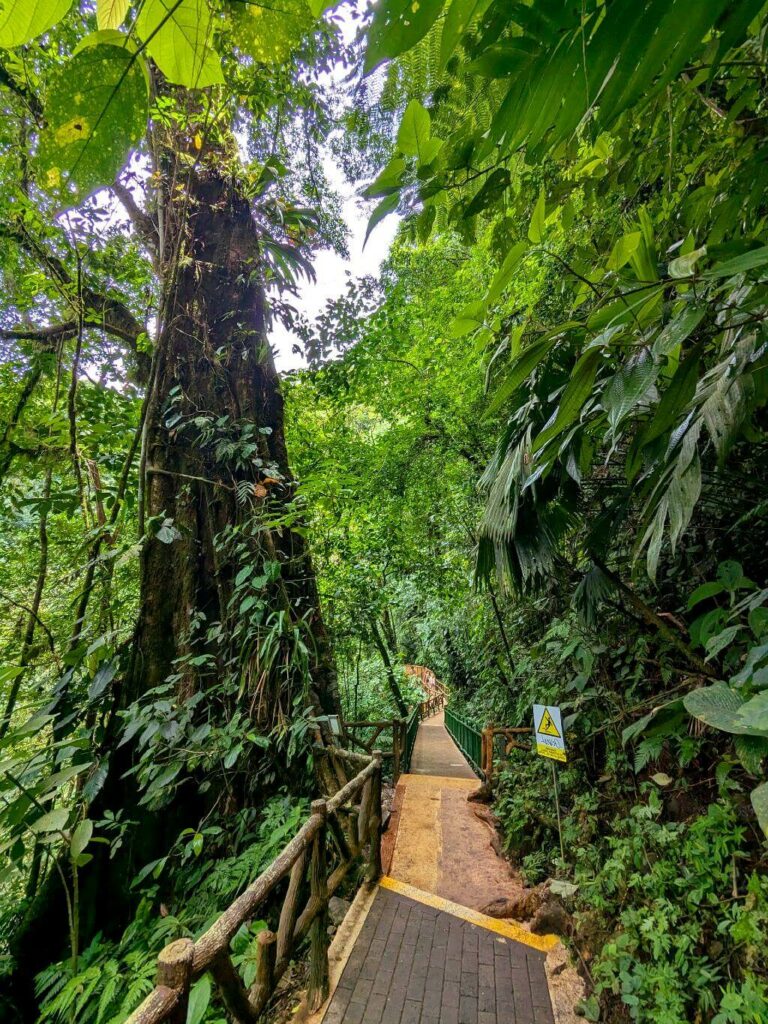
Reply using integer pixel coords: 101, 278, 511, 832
126, 748, 382, 1024
444, 706, 484, 778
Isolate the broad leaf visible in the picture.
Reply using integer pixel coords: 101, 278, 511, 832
440, 0, 490, 67
688, 581, 726, 609
532, 348, 602, 453
365, 0, 445, 73
70, 818, 93, 858
527, 188, 545, 244
607, 232, 641, 271
487, 241, 529, 305
397, 100, 436, 162
603, 349, 657, 431
465, 169, 510, 219
137, 0, 224, 88
703, 245, 768, 279
364, 192, 398, 246
187, 975, 212, 1024
36, 43, 149, 207
684, 682, 768, 737
0, 0, 72, 48
230, 0, 314, 64
737, 691, 768, 733
485, 338, 556, 416
31, 808, 69, 833
750, 781, 768, 838
362, 157, 406, 199
97, 0, 129, 29
447, 300, 486, 339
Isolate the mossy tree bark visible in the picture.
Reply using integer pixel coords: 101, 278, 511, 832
6, 140, 339, 1019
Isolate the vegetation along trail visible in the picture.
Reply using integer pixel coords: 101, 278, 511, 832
0, 1, 767, 1023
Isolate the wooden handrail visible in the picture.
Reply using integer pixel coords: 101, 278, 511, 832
126, 750, 383, 1024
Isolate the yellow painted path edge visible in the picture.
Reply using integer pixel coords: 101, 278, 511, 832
379, 876, 559, 954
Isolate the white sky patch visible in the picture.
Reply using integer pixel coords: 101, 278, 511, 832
269, 1, 399, 373
270, 155, 399, 373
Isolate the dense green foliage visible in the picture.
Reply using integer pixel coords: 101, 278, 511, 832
1, 1, 768, 1022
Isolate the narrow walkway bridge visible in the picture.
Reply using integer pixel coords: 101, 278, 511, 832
315, 710, 557, 1024
126, 699, 562, 1024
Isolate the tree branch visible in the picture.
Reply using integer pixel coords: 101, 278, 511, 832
112, 180, 159, 259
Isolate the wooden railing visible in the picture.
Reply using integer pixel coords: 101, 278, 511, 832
418, 692, 445, 719
344, 718, 407, 783
345, 670, 446, 780
480, 725, 532, 787
126, 749, 382, 1024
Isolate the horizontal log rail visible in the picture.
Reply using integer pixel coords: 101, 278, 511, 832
126, 750, 383, 1024
344, 719, 407, 783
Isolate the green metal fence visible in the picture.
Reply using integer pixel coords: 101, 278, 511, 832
444, 706, 484, 778
403, 706, 420, 772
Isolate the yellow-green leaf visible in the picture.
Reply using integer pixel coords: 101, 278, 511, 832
36, 43, 149, 208
0, 0, 73, 47
230, 0, 313, 64
137, 0, 224, 88
97, 0, 129, 30
527, 188, 545, 244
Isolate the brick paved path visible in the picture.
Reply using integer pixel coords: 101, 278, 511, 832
322, 886, 554, 1024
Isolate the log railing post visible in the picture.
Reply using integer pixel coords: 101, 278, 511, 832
357, 775, 373, 851
276, 849, 306, 967
367, 751, 383, 882
482, 725, 495, 789
307, 799, 330, 1012
251, 929, 276, 1012
156, 938, 194, 1024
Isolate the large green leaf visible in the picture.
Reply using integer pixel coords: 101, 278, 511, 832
362, 157, 405, 199
137, 0, 224, 88
641, 344, 702, 447
603, 349, 658, 432
187, 975, 211, 1024
0, 0, 72, 47
486, 241, 529, 305
750, 781, 768, 838
230, 0, 314, 64
485, 336, 556, 416
684, 681, 768, 737
365, 0, 445, 73
735, 736, 768, 776
440, 0, 490, 67
364, 192, 399, 246
532, 347, 602, 453
738, 691, 768, 733
703, 245, 768, 279
31, 808, 69, 833
397, 100, 441, 164
481, 0, 749, 160
36, 43, 149, 207
97, 0, 129, 30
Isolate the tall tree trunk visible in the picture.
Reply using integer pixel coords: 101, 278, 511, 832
6, 160, 340, 1019
368, 618, 407, 716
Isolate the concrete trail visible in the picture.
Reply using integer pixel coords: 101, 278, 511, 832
309, 709, 559, 1024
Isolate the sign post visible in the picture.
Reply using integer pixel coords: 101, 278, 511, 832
532, 704, 566, 862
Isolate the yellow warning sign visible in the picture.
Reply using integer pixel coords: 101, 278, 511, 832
537, 708, 561, 738
533, 704, 567, 762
